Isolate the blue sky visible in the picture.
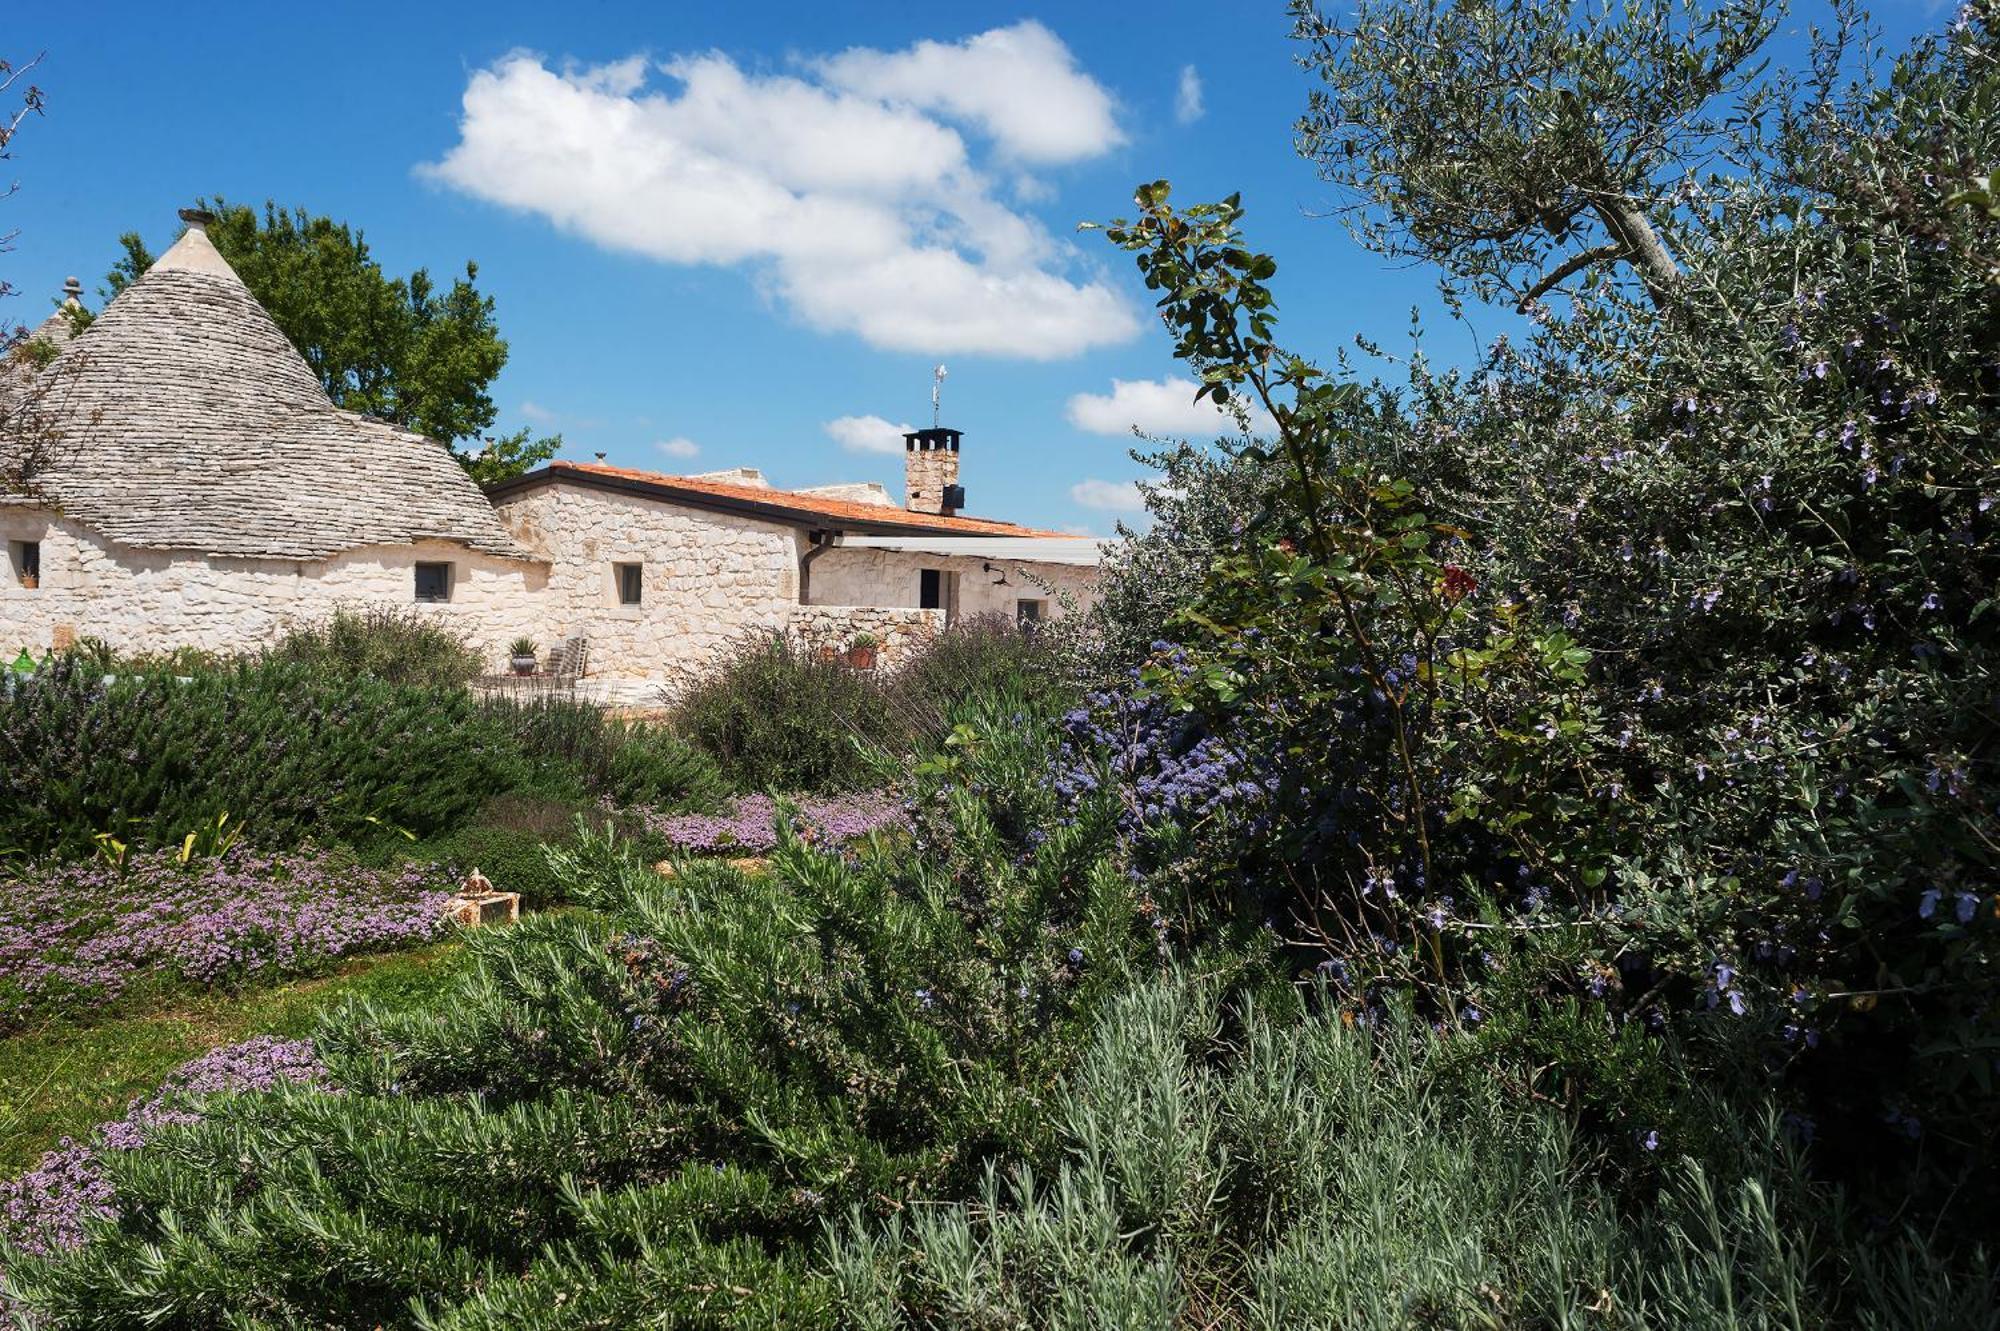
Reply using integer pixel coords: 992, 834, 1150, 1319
3, 2, 1945, 532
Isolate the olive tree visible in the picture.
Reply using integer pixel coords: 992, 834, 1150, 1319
1291, 0, 1784, 309
0, 52, 46, 337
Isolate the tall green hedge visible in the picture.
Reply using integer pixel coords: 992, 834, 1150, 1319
0, 658, 518, 858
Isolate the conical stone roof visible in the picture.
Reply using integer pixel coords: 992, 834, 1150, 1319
8, 217, 534, 562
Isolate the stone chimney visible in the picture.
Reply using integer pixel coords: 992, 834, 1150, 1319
903, 427, 964, 516
60, 276, 82, 309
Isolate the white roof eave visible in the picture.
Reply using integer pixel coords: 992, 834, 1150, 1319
831, 534, 1104, 567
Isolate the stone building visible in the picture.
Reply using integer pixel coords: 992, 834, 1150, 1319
1, 210, 1098, 689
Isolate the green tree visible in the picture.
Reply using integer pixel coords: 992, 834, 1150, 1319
104, 200, 558, 481
1290, 0, 1784, 309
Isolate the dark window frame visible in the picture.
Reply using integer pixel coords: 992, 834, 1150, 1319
10, 540, 40, 586
615, 561, 644, 606
414, 561, 453, 603
1016, 598, 1046, 625
919, 568, 942, 610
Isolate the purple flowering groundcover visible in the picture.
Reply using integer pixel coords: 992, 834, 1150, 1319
0, 1036, 330, 1265
638, 789, 908, 855
0, 847, 457, 1031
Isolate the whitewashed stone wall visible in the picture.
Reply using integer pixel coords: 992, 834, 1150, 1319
788, 605, 943, 669
493, 482, 805, 681
807, 547, 1098, 623
0, 502, 544, 666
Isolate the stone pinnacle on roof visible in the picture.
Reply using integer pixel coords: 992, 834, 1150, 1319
151, 207, 241, 281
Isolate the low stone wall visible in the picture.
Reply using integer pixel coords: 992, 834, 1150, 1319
787, 604, 943, 670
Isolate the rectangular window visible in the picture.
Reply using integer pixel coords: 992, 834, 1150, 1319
919, 568, 942, 610
9, 540, 39, 588
414, 561, 453, 603
1016, 598, 1046, 625
615, 562, 643, 606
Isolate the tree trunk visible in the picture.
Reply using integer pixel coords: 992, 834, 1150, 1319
1588, 191, 1680, 308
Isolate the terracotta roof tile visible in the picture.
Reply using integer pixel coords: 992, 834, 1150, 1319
506, 460, 1071, 538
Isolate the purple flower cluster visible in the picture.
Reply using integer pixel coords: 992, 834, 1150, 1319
0, 848, 456, 1028
639, 790, 908, 854
0, 1037, 328, 1258
1052, 678, 1278, 848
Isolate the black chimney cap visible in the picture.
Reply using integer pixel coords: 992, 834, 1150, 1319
903, 426, 962, 452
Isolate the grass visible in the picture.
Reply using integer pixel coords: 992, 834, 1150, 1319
0, 943, 469, 1177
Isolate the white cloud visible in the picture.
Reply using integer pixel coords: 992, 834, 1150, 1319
1070, 478, 1148, 511
1065, 376, 1274, 437
421, 37, 1137, 359
824, 414, 916, 455
1175, 65, 1204, 125
519, 399, 558, 425
655, 436, 701, 459
815, 22, 1123, 164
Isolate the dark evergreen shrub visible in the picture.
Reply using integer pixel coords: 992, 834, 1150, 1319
477, 695, 726, 811
668, 632, 900, 793
893, 613, 1084, 745
266, 604, 484, 688
0, 657, 516, 857
600, 723, 727, 809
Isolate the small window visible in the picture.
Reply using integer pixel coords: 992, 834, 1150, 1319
615, 562, 643, 606
414, 561, 453, 603
919, 568, 942, 610
1016, 598, 1046, 626
9, 540, 40, 588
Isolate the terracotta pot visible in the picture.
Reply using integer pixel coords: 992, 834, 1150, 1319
844, 646, 878, 670
17, 574, 36, 590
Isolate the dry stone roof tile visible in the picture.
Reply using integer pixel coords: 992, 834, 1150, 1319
3, 223, 534, 562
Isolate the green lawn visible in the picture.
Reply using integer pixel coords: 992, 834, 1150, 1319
0, 943, 468, 1177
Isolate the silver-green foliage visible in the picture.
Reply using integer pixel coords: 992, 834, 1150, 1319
830, 975, 1986, 1330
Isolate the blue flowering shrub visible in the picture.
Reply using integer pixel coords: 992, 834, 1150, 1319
1087, 9, 1999, 1232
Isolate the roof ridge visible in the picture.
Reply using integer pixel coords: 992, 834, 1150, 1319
529, 460, 1069, 538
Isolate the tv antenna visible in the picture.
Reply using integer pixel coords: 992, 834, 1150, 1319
931, 364, 948, 428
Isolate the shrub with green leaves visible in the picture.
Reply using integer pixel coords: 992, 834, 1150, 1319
0, 709, 1161, 1325
831, 975, 1993, 1330
1082, 1, 2000, 1233
891, 612, 1085, 746
265, 604, 485, 687
669, 631, 901, 792
0, 657, 517, 858
477, 694, 726, 811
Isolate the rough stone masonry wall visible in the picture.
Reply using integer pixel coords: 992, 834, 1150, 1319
807, 547, 1099, 622
0, 502, 544, 666
904, 444, 959, 514
494, 482, 805, 682
787, 604, 944, 669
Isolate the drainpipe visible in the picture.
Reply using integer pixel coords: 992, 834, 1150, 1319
798, 530, 837, 604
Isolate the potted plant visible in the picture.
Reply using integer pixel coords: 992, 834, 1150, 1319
508, 637, 539, 675
844, 631, 879, 670
17, 573, 35, 590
